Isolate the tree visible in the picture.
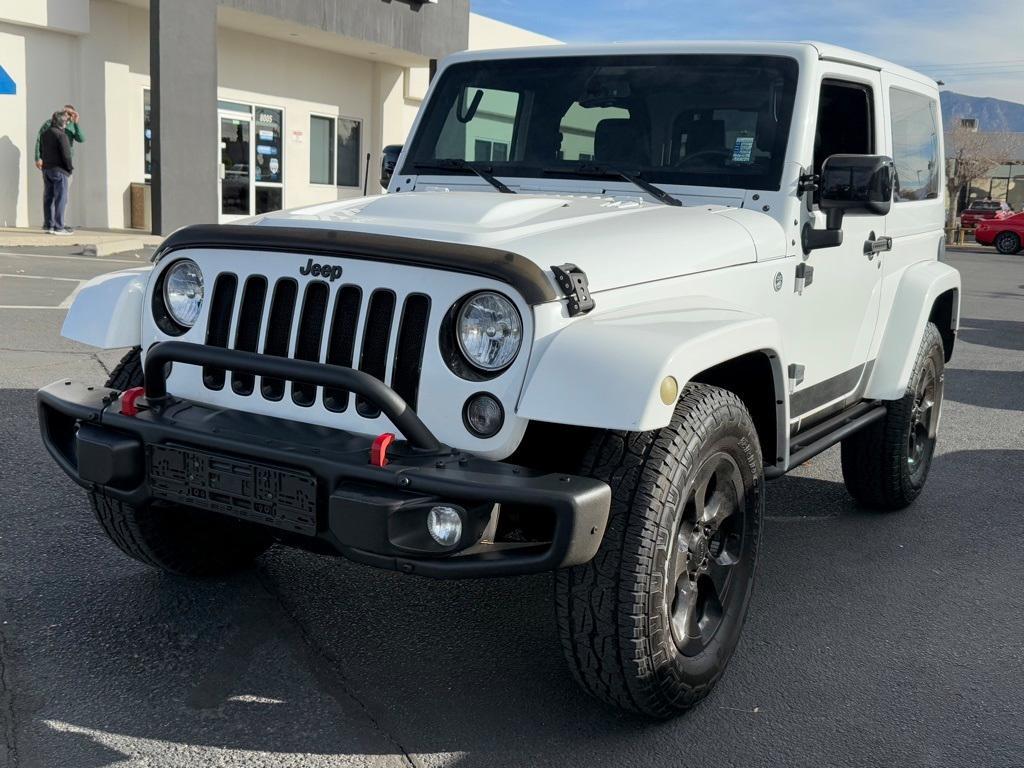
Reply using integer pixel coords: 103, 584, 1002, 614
945, 125, 999, 229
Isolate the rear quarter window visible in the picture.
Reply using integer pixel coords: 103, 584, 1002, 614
889, 88, 941, 203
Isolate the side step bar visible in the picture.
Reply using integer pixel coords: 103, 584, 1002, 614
765, 401, 887, 479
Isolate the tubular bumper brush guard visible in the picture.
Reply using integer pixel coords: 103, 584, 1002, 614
37, 342, 611, 578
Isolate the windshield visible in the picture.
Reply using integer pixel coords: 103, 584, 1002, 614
404, 54, 799, 192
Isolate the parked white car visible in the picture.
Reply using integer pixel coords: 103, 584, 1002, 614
39, 41, 959, 718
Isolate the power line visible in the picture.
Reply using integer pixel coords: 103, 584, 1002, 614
905, 58, 1024, 69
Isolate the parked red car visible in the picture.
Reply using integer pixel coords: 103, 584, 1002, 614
960, 200, 1013, 228
975, 211, 1024, 254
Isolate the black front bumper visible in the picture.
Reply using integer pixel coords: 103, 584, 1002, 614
36, 345, 610, 578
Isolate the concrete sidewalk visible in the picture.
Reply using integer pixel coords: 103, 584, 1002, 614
0, 226, 163, 256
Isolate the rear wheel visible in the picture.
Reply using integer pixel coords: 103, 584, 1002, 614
994, 231, 1021, 255
555, 384, 763, 718
841, 323, 945, 510
88, 348, 273, 576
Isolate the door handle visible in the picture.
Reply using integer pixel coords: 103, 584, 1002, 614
218, 163, 226, 181
864, 232, 892, 259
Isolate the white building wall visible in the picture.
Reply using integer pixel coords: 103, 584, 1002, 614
217, 26, 379, 208
0, 2, 555, 230
0, 28, 27, 227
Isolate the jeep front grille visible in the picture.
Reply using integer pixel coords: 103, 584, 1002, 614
202, 273, 430, 413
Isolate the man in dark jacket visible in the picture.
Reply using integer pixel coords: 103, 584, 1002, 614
40, 111, 74, 235
34, 105, 83, 232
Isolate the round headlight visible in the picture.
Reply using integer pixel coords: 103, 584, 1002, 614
163, 259, 204, 328
456, 291, 522, 372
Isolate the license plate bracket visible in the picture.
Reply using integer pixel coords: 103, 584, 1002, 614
148, 444, 317, 535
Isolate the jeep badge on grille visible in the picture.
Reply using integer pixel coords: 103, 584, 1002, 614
299, 258, 343, 281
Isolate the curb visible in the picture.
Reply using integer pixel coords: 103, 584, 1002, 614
77, 239, 149, 257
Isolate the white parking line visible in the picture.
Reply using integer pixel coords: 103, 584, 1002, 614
0, 250, 147, 265
0, 272, 83, 282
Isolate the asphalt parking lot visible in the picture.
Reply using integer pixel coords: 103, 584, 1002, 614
0, 246, 1021, 767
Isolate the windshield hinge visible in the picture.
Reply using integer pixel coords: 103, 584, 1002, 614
797, 172, 819, 196
551, 263, 595, 317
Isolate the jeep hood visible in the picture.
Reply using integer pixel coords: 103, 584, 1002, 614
253, 191, 782, 295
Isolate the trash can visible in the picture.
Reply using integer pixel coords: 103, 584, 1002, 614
130, 182, 151, 231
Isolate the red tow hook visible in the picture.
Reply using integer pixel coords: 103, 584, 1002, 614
370, 432, 396, 467
119, 386, 146, 416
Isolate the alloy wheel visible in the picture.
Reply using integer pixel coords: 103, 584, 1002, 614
666, 452, 746, 657
908, 358, 939, 475
996, 233, 1020, 255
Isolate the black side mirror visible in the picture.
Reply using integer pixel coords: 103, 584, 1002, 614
803, 154, 893, 253
820, 154, 894, 216
380, 144, 403, 189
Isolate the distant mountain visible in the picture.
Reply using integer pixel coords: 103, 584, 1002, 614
940, 92, 1024, 133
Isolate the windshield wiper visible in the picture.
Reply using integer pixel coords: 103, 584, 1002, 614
543, 163, 681, 207
412, 159, 515, 194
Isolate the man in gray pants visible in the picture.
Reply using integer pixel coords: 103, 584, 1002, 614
39, 111, 74, 235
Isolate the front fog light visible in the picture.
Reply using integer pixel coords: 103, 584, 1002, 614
427, 505, 463, 547
464, 393, 504, 438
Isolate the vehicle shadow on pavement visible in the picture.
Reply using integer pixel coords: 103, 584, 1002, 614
944, 367, 1024, 411
5, 378, 1024, 767
957, 317, 1024, 353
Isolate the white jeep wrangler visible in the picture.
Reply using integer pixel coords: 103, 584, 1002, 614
39, 41, 960, 718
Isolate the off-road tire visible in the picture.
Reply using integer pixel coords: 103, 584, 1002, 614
88, 348, 273, 576
105, 346, 143, 391
555, 384, 764, 718
841, 322, 945, 510
994, 231, 1021, 255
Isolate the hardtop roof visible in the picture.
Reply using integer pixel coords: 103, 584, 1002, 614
442, 40, 937, 90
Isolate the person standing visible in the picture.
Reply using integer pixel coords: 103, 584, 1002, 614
34, 104, 84, 232
39, 111, 74, 235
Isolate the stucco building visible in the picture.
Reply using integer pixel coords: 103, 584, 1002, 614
0, 0, 554, 232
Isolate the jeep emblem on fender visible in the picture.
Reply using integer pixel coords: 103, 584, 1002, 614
299, 258, 343, 281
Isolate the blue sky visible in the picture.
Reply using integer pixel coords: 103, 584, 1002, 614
470, 0, 1024, 102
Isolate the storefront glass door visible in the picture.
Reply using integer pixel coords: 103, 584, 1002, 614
219, 113, 253, 220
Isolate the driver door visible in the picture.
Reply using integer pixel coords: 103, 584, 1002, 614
786, 68, 887, 428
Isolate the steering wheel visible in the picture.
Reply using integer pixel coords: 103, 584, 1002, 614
675, 148, 732, 168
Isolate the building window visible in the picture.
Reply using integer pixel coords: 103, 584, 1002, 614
310, 115, 335, 185
256, 187, 283, 215
473, 139, 509, 162
254, 106, 283, 214
890, 88, 940, 202
218, 100, 252, 114
143, 88, 152, 179
336, 118, 362, 188
254, 107, 283, 185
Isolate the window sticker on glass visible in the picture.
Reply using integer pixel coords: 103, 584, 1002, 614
732, 136, 754, 163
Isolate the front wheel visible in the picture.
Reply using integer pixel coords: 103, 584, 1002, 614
555, 384, 763, 718
841, 323, 945, 510
994, 231, 1021, 255
90, 347, 273, 575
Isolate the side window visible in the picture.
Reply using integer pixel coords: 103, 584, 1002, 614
434, 86, 520, 162
813, 80, 874, 176
890, 88, 940, 202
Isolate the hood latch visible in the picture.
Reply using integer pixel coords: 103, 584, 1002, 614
551, 263, 595, 317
